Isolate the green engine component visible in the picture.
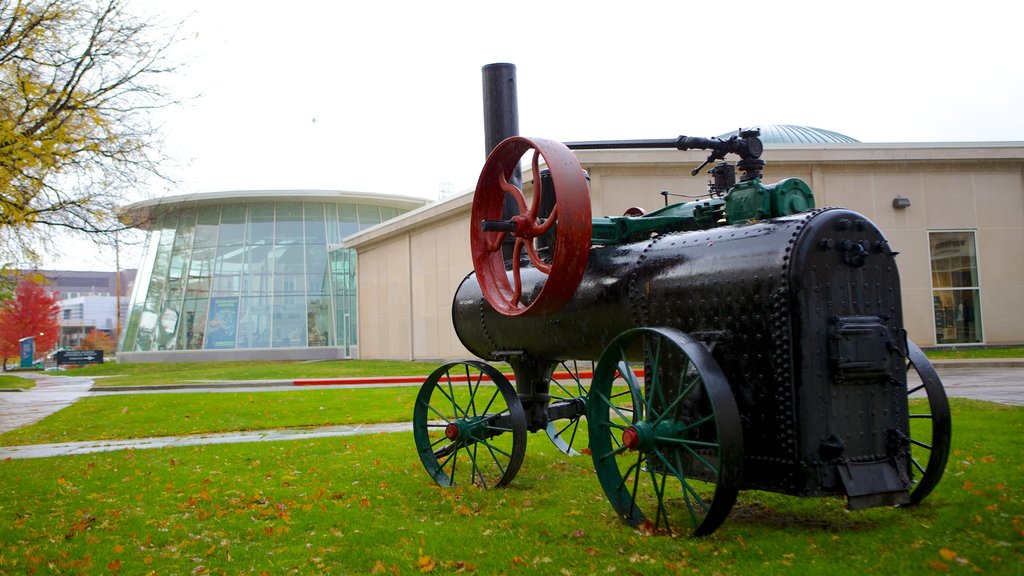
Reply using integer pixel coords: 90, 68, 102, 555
591, 177, 815, 245
724, 177, 815, 224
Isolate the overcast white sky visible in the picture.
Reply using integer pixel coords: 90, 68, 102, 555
56, 0, 1024, 271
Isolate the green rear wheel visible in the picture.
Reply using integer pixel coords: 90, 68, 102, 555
545, 360, 590, 455
588, 327, 743, 537
413, 361, 527, 488
904, 341, 952, 505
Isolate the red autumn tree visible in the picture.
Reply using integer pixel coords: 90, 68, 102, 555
79, 330, 115, 354
0, 279, 60, 370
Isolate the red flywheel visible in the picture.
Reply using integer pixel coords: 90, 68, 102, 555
470, 137, 591, 316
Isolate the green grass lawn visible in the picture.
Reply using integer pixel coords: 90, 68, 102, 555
65, 359, 451, 386
0, 374, 34, 390
0, 387, 423, 446
926, 346, 1024, 360
46, 345, 1024, 389
0, 399, 1019, 575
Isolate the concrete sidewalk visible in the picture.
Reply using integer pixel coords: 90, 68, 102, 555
0, 372, 93, 434
0, 421, 413, 460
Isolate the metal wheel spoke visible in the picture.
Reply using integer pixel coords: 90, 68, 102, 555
598, 444, 630, 462
648, 463, 672, 532
422, 400, 454, 425
481, 441, 508, 479
910, 438, 933, 450
911, 456, 927, 476
477, 438, 514, 460
480, 386, 502, 416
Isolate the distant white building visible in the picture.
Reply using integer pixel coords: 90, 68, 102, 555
58, 295, 125, 349
31, 270, 137, 351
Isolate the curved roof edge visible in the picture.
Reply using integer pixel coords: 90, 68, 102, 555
717, 124, 860, 144
123, 189, 430, 227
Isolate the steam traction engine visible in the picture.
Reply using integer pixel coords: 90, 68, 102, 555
411, 130, 952, 536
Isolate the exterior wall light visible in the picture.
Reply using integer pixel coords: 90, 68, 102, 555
892, 196, 911, 209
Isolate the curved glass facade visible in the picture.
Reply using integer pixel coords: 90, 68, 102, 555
120, 197, 418, 358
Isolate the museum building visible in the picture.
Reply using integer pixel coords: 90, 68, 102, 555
343, 126, 1024, 361
117, 190, 427, 362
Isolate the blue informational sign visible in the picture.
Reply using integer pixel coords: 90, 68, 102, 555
205, 297, 239, 349
19, 336, 35, 368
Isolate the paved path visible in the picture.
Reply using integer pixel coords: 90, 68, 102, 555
0, 372, 93, 434
0, 422, 412, 460
0, 362, 1020, 461
928, 365, 1024, 407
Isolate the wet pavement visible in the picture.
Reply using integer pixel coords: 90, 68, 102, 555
927, 365, 1024, 407
0, 422, 413, 460
0, 361, 1020, 461
0, 372, 93, 435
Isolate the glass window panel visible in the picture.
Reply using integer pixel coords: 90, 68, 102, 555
150, 217, 177, 283
178, 298, 209, 350
305, 244, 328, 276
307, 296, 332, 347
237, 296, 271, 348
211, 275, 241, 296
242, 274, 274, 296
187, 246, 215, 298
930, 231, 983, 345
156, 301, 181, 351
307, 274, 330, 295
272, 296, 306, 347
339, 204, 359, 238
243, 244, 275, 277
357, 205, 381, 228
173, 208, 197, 252
380, 206, 399, 221
194, 206, 221, 247
930, 232, 979, 288
219, 204, 247, 246
304, 203, 327, 244
326, 204, 341, 245
214, 245, 245, 276
246, 204, 274, 245
274, 274, 305, 295
276, 244, 306, 274
275, 203, 303, 244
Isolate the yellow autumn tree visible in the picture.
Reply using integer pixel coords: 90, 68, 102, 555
0, 0, 182, 264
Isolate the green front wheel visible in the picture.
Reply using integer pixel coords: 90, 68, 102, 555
588, 327, 743, 537
413, 361, 527, 488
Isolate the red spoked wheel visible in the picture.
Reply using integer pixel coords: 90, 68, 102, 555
471, 136, 591, 316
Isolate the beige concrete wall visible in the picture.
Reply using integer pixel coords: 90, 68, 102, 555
356, 238, 412, 359
409, 215, 473, 360
348, 144, 1024, 360
349, 196, 475, 360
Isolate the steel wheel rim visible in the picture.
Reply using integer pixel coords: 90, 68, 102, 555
588, 327, 742, 537
904, 341, 952, 505
545, 360, 590, 455
470, 136, 591, 316
413, 361, 527, 488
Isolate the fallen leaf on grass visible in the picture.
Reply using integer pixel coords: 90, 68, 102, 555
417, 554, 437, 572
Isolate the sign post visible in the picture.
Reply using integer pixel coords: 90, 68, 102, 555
18, 337, 35, 369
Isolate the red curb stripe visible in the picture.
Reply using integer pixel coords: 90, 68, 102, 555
293, 370, 594, 387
